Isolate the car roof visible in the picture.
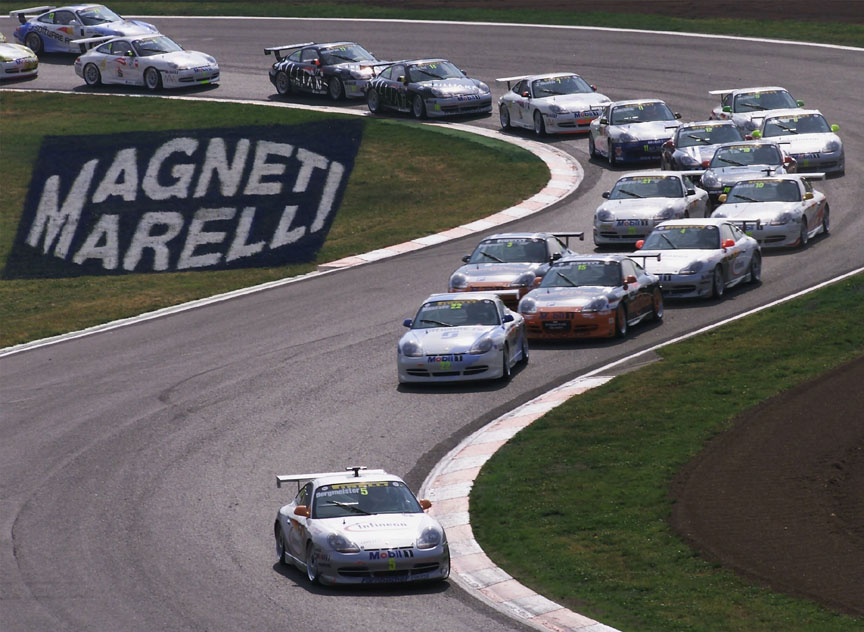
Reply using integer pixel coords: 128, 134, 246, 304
480, 232, 553, 241
716, 140, 781, 149
761, 108, 822, 119
556, 253, 629, 264
709, 86, 789, 96
276, 468, 398, 488
386, 58, 449, 66
617, 170, 680, 179
424, 292, 503, 303
656, 218, 729, 228
609, 98, 666, 107
679, 119, 737, 128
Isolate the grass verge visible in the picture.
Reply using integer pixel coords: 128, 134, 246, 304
0, 92, 546, 346
471, 274, 864, 631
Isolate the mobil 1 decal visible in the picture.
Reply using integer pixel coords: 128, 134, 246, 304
3, 121, 364, 279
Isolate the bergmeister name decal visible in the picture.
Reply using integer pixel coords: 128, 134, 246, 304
4, 121, 364, 278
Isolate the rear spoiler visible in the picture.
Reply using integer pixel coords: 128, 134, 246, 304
800, 172, 826, 180
681, 170, 706, 178
71, 35, 114, 53
708, 89, 734, 96
629, 252, 662, 264
551, 231, 585, 248
496, 75, 530, 90
9, 5, 54, 24
727, 219, 763, 233
276, 466, 387, 489
264, 42, 314, 61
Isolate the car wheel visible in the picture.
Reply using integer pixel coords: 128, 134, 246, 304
614, 304, 628, 338
821, 204, 830, 235
83, 63, 101, 87
519, 332, 529, 365
411, 94, 427, 119
608, 142, 618, 167
274, 70, 291, 96
367, 88, 381, 113
144, 67, 162, 91
305, 542, 319, 584
747, 252, 762, 284
711, 266, 725, 299
437, 549, 451, 581
798, 218, 809, 249
500, 345, 512, 381
499, 105, 511, 130
24, 32, 43, 55
275, 524, 289, 565
533, 111, 546, 136
650, 288, 664, 321
327, 76, 344, 101
588, 134, 598, 158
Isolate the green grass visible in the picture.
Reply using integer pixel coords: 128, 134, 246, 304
0, 92, 546, 346
1, 1, 861, 47
471, 274, 864, 631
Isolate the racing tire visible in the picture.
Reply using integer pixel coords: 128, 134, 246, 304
436, 550, 451, 582
649, 288, 664, 321
588, 134, 598, 158
411, 94, 427, 119
608, 142, 618, 167
533, 111, 546, 136
500, 346, 512, 381
797, 218, 809, 249
327, 76, 344, 101
614, 304, 628, 338
499, 105, 511, 130
305, 542, 320, 584
367, 88, 381, 114
144, 67, 163, 91
24, 33, 43, 55
275, 525, 289, 565
747, 252, 762, 284
83, 63, 102, 87
821, 204, 830, 235
274, 71, 291, 96
711, 266, 725, 299
519, 332, 529, 365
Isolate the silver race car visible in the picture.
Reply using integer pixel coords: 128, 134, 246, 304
10, 3, 157, 54
633, 218, 761, 299
588, 99, 682, 166
496, 72, 611, 135
752, 109, 844, 175
0, 32, 38, 80
593, 171, 710, 246
274, 467, 449, 586
699, 141, 797, 206
708, 86, 804, 133
398, 292, 527, 383
711, 174, 829, 248
73, 33, 219, 90
660, 120, 743, 170
448, 232, 584, 307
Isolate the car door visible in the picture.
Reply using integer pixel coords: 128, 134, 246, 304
286, 482, 312, 560
510, 79, 530, 127
595, 105, 612, 155
108, 40, 140, 85
499, 303, 520, 357
720, 222, 749, 282
800, 179, 823, 232
299, 47, 324, 93
381, 64, 409, 111
621, 258, 649, 316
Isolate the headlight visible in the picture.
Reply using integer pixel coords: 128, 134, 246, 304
355, 67, 373, 79
548, 104, 566, 114
449, 273, 468, 289
327, 534, 360, 553
469, 336, 494, 354
476, 81, 490, 94
678, 154, 701, 168
701, 173, 719, 188
400, 339, 423, 357
165, 63, 178, 70
712, 210, 727, 218
823, 140, 840, 153
654, 206, 677, 220
679, 261, 704, 274
595, 208, 614, 222
582, 297, 609, 312
430, 87, 445, 97
204, 55, 216, 64
519, 297, 537, 314
511, 272, 535, 288
770, 211, 795, 226
618, 132, 636, 142
416, 527, 443, 550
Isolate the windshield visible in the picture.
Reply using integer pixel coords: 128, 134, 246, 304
312, 481, 422, 519
407, 61, 464, 82
319, 43, 375, 64
531, 75, 592, 97
609, 175, 683, 199
642, 225, 720, 250
677, 124, 742, 148
762, 113, 830, 137
610, 102, 675, 124
726, 180, 801, 203
733, 90, 797, 113
412, 299, 500, 328
709, 144, 781, 168
77, 5, 122, 25
133, 36, 182, 56
468, 238, 547, 264
540, 261, 621, 288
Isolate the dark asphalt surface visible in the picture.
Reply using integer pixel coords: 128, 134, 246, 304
1, 16, 863, 632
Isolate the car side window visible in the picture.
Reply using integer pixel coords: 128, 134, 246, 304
621, 259, 637, 279
96, 42, 112, 54
112, 41, 132, 56
296, 482, 312, 507
300, 49, 318, 62
287, 50, 301, 62
392, 65, 406, 81
54, 10, 76, 25
513, 80, 527, 95
720, 224, 735, 243
548, 237, 567, 258
730, 224, 745, 241
38, 12, 55, 24
802, 179, 813, 194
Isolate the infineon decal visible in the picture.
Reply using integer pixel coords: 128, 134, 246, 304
3, 121, 364, 278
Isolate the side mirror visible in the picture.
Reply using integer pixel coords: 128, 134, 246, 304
403, 318, 413, 328
126, 50, 134, 57
635, 239, 644, 249
783, 156, 794, 165
502, 314, 515, 323
601, 191, 610, 199
398, 75, 407, 84
750, 130, 762, 139
520, 91, 530, 98
722, 238, 735, 249
674, 112, 682, 119
831, 124, 839, 132
796, 99, 804, 106
625, 274, 638, 284
312, 59, 320, 66
599, 118, 608, 125
462, 254, 471, 263
663, 140, 674, 150
686, 188, 696, 196
551, 252, 562, 261
717, 194, 728, 203
722, 105, 732, 113
294, 505, 310, 518
419, 499, 432, 510
803, 191, 814, 200
69, 19, 79, 25
590, 85, 597, 92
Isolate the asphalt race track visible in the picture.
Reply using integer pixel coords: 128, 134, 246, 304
1, 16, 863, 632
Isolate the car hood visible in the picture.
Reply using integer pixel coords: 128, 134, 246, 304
769, 133, 839, 153
318, 513, 440, 549
539, 92, 610, 111
401, 326, 499, 354
150, 50, 216, 68
612, 120, 680, 140
597, 198, 682, 216
637, 250, 717, 273
677, 144, 723, 164
0, 42, 36, 59
714, 201, 795, 220
455, 262, 540, 283
526, 286, 613, 307
415, 78, 485, 95
706, 165, 783, 182
96, 19, 158, 36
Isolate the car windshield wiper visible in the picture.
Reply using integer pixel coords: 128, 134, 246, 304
478, 251, 504, 263
555, 271, 578, 286
325, 53, 360, 63
687, 134, 710, 144
774, 123, 797, 134
324, 501, 372, 515
739, 102, 768, 111
617, 189, 644, 198
420, 318, 453, 327
730, 194, 760, 203
717, 157, 745, 166
658, 233, 678, 249
414, 69, 446, 80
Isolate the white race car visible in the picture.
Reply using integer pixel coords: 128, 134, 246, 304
699, 140, 797, 206
497, 72, 611, 135
633, 218, 761, 299
711, 174, 829, 249
753, 109, 844, 175
593, 171, 710, 246
73, 34, 219, 90
397, 292, 527, 383
0, 32, 38, 80
588, 99, 682, 166
274, 466, 449, 586
708, 86, 804, 133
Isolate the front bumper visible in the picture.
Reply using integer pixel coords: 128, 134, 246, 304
790, 151, 844, 174
523, 309, 616, 339
653, 272, 714, 298
593, 218, 659, 244
450, 284, 529, 308
1, 59, 37, 78
542, 111, 600, 134
727, 221, 799, 248
343, 78, 371, 98
612, 139, 667, 163
163, 66, 220, 88
398, 348, 504, 382
317, 544, 449, 585
423, 94, 492, 117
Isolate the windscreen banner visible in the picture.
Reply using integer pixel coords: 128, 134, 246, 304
3, 120, 364, 278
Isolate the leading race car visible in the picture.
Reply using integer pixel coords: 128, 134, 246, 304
265, 41, 383, 100
708, 86, 804, 133
366, 58, 492, 119
588, 99, 682, 166
752, 109, 845, 175
711, 174, 829, 249
73, 33, 219, 90
496, 72, 611, 136
10, 4, 157, 55
518, 254, 663, 340
592, 171, 710, 246
633, 218, 761, 299
698, 140, 797, 206
0, 32, 38, 80
274, 466, 449, 586
660, 120, 743, 171
447, 232, 584, 307
397, 292, 527, 383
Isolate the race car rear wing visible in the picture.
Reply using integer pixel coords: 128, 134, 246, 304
9, 6, 54, 23
276, 467, 388, 488
496, 75, 530, 90
726, 219, 763, 233
551, 231, 585, 248
264, 42, 315, 61
629, 252, 663, 264
71, 35, 115, 52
